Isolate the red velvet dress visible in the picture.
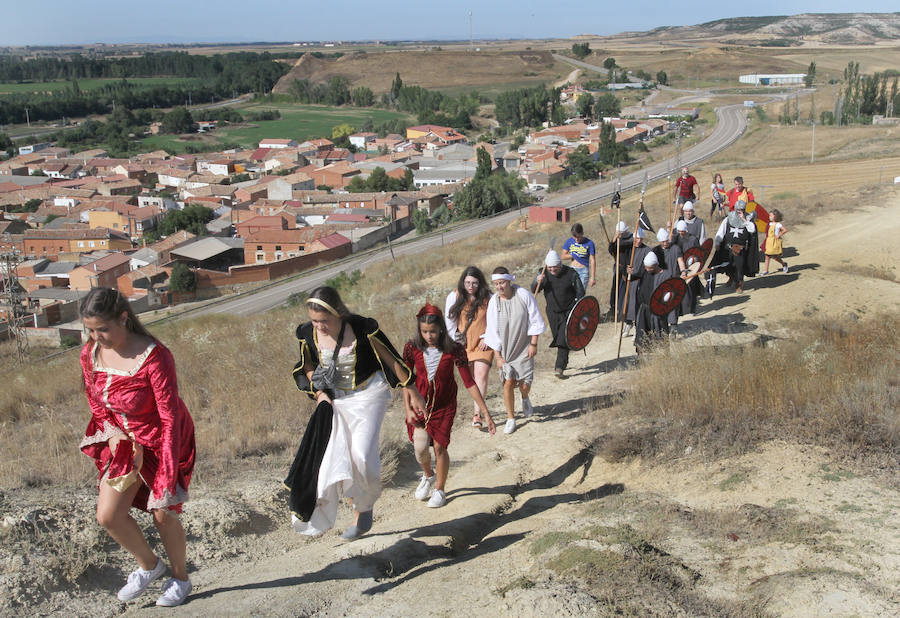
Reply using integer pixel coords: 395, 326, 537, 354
403, 342, 474, 448
79, 341, 196, 513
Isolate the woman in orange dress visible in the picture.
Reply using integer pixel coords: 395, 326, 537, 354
444, 266, 494, 428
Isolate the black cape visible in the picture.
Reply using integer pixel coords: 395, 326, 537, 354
284, 400, 333, 522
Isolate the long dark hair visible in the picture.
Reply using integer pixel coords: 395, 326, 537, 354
413, 313, 454, 353
80, 287, 153, 339
448, 266, 489, 325
306, 286, 350, 317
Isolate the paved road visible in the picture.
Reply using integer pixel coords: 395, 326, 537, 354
184, 102, 748, 318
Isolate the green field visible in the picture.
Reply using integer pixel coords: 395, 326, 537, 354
0, 77, 201, 95
140, 103, 413, 153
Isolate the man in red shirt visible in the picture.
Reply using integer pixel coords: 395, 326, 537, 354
673, 167, 698, 205
725, 176, 755, 212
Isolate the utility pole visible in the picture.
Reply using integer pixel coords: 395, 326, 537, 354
1, 250, 29, 363
468, 11, 473, 52
810, 121, 815, 164
24, 107, 30, 127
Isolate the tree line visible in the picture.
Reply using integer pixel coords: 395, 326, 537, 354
0, 52, 289, 125
494, 84, 566, 129
0, 51, 286, 83
286, 73, 479, 132
830, 62, 899, 125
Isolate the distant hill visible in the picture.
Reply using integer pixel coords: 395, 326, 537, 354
272, 50, 563, 95
629, 13, 900, 46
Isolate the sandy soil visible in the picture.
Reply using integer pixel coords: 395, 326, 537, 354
1, 192, 898, 616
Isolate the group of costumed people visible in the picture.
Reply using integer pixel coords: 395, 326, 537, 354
608, 169, 790, 349
75, 169, 789, 608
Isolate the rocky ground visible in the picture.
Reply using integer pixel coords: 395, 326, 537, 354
1, 193, 898, 616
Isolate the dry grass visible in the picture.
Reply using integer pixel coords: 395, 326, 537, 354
592, 315, 900, 465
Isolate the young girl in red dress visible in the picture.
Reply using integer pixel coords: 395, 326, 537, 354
403, 303, 495, 508
79, 288, 196, 607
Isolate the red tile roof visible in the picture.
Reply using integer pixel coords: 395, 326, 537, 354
317, 232, 351, 249
76, 252, 130, 273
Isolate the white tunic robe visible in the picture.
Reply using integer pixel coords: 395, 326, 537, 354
484, 285, 546, 383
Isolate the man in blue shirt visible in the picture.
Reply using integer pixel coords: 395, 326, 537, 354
560, 223, 596, 289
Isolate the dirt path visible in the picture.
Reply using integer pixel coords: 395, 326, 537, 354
109, 194, 899, 616
555, 68, 581, 89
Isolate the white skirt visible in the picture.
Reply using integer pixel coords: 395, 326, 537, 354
292, 372, 391, 536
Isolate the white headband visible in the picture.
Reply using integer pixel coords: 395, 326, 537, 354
491, 273, 515, 281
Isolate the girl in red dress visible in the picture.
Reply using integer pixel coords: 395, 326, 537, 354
79, 288, 196, 607
402, 303, 495, 508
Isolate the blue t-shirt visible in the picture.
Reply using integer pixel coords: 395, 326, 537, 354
562, 237, 595, 269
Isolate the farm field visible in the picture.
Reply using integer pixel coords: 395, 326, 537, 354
0, 77, 201, 95
140, 102, 412, 153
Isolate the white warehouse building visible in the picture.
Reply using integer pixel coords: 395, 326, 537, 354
739, 73, 806, 86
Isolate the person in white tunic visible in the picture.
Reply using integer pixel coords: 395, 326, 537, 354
483, 267, 546, 435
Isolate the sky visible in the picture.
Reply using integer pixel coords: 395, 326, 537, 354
2, 1, 898, 46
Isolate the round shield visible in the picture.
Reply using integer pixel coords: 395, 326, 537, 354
683, 247, 705, 268
701, 238, 714, 260
565, 296, 600, 351
650, 278, 687, 316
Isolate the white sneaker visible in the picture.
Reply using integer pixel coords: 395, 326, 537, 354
156, 577, 192, 607
427, 489, 447, 508
623, 324, 633, 338
503, 418, 516, 434
291, 514, 324, 537
117, 558, 165, 601
783, 263, 789, 273
414, 474, 435, 501
522, 397, 534, 417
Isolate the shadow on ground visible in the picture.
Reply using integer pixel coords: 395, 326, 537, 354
188, 444, 624, 603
